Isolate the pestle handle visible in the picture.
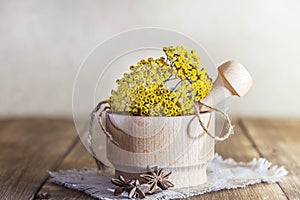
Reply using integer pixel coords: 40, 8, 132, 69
200, 60, 253, 109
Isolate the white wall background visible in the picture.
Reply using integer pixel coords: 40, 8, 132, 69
1, 0, 300, 118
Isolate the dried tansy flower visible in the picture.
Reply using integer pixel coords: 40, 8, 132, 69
108, 46, 213, 116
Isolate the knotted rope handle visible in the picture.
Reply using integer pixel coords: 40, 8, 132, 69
88, 100, 118, 171
88, 100, 234, 170
194, 102, 234, 142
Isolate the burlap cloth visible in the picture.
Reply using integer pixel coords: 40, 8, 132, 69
49, 154, 287, 200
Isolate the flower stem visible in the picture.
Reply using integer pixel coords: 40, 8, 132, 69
171, 80, 182, 92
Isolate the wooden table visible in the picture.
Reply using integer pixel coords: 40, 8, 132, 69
0, 118, 299, 200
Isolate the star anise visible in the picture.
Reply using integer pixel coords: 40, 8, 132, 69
111, 175, 132, 196
140, 167, 174, 194
128, 179, 147, 199
111, 176, 147, 199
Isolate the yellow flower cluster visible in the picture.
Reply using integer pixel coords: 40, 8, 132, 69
108, 57, 180, 116
108, 46, 213, 116
129, 83, 182, 116
163, 46, 213, 104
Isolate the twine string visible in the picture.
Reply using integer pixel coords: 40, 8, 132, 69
97, 106, 119, 146
194, 102, 234, 142
88, 100, 113, 171
88, 101, 105, 159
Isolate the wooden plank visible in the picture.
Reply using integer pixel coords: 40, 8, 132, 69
37, 139, 96, 200
189, 119, 287, 200
240, 118, 300, 200
0, 118, 77, 200
0, 119, 15, 136
39, 119, 287, 200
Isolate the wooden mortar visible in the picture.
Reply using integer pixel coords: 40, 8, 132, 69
105, 60, 252, 188
106, 112, 215, 188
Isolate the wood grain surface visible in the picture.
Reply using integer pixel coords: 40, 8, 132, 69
0, 118, 299, 200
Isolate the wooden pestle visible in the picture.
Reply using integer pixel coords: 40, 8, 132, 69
199, 60, 252, 111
